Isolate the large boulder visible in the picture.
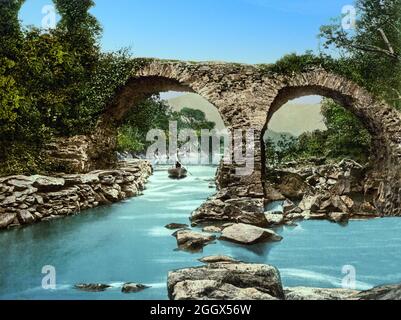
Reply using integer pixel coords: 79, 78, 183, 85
219, 223, 282, 245
191, 197, 268, 227
168, 262, 284, 300
173, 230, 216, 252
171, 280, 278, 300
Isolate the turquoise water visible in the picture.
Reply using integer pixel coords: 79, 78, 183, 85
1, 166, 401, 300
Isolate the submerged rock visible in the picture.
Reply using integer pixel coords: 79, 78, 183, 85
219, 223, 282, 245
168, 262, 284, 300
74, 283, 111, 292
165, 223, 189, 230
121, 283, 150, 293
173, 230, 216, 252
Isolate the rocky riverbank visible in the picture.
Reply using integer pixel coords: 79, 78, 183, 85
167, 257, 401, 300
191, 159, 382, 229
0, 160, 152, 230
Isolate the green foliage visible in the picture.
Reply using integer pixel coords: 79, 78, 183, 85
171, 107, 215, 134
53, 0, 101, 70
117, 126, 145, 153
0, 0, 108, 175
258, 51, 328, 75
320, 0, 401, 109
116, 96, 216, 154
321, 99, 372, 161
0, 0, 24, 57
266, 99, 372, 166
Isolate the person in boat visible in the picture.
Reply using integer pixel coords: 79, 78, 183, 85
175, 161, 182, 169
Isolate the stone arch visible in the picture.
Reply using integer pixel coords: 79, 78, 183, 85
259, 70, 401, 216
49, 59, 401, 218
90, 60, 242, 170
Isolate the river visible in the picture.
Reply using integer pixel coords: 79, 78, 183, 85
1, 166, 401, 300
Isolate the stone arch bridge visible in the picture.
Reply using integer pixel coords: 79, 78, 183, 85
49, 59, 401, 218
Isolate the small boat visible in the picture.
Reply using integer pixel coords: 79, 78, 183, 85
168, 167, 188, 179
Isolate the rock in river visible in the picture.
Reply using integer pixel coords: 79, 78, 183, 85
168, 262, 284, 300
352, 283, 401, 300
0, 212, 17, 229
285, 287, 359, 300
265, 213, 284, 226
198, 255, 240, 264
219, 223, 282, 245
173, 230, 216, 252
165, 223, 189, 230
74, 283, 111, 292
121, 283, 151, 293
202, 226, 222, 233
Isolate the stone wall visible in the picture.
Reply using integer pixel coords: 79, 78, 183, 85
0, 160, 152, 230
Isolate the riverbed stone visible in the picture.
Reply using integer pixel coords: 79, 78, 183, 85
329, 212, 349, 223
219, 223, 282, 245
168, 262, 284, 300
165, 223, 189, 230
173, 230, 216, 252
0, 212, 17, 229
121, 283, 150, 293
351, 283, 401, 300
285, 287, 359, 300
74, 283, 111, 292
202, 226, 222, 233
191, 196, 268, 227
264, 213, 284, 226
199, 255, 240, 264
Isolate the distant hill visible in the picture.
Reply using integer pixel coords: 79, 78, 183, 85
167, 93, 327, 136
167, 93, 226, 131
268, 103, 326, 136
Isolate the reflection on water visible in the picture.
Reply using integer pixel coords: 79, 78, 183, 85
1, 166, 401, 300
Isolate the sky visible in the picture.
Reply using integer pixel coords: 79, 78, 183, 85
19, 0, 351, 64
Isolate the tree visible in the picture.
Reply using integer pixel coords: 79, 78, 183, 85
173, 107, 216, 134
321, 99, 371, 162
0, 0, 25, 57
54, 0, 101, 69
320, 0, 401, 109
